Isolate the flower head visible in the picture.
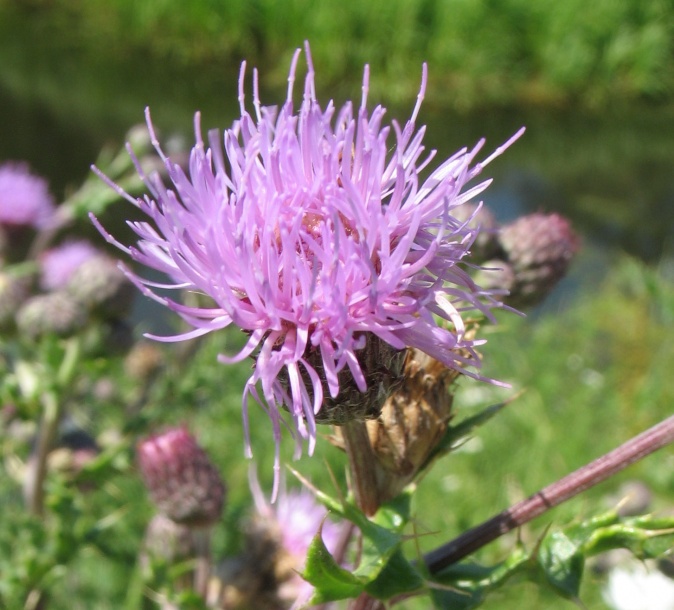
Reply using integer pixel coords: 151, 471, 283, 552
40, 240, 99, 291
92, 43, 523, 479
0, 162, 56, 230
247, 469, 342, 609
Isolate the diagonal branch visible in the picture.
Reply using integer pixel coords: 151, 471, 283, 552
424, 414, 674, 573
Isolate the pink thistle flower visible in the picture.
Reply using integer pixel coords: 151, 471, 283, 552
0, 162, 56, 229
92, 43, 523, 483
248, 469, 343, 609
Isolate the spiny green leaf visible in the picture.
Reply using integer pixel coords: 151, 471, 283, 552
303, 526, 365, 603
370, 487, 413, 533
429, 552, 530, 610
365, 548, 425, 600
307, 484, 404, 581
580, 513, 674, 559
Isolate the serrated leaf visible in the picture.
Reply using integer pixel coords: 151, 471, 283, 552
307, 485, 403, 582
429, 555, 529, 610
303, 526, 365, 603
580, 513, 674, 559
370, 488, 413, 534
365, 548, 424, 599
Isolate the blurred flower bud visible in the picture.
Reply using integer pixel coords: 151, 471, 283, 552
125, 123, 153, 154
66, 254, 134, 318
125, 341, 164, 381
142, 513, 196, 565
497, 212, 579, 308
213, 473, 343, 610
137, 426, 226, 527
16, 291, 86, 338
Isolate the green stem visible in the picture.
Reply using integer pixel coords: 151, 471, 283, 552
341, 419, 380, 517
27, 391, 62, 516
25, 338, 81, 516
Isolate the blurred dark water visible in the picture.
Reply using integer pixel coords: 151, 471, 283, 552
2, 8, 674, 312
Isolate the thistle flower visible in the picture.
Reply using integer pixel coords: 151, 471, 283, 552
39, 240, 99, 291
92, 43, 523, 479
223, 468, 342, 609
0, 162, 56, 230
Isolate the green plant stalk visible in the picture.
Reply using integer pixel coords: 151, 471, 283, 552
26, 390, 62, 517
341, 419, 381, 517
424, 414, 674, 573
26, 338, 82, 516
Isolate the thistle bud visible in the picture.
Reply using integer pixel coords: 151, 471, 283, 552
16, 291, 86, 338
142, 513, 195, 565
66, 254, 134, 318
497, 212, 579, 308
137, 427, 226, 527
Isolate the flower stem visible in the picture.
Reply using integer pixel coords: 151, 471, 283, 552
424, 414, 674, 573
26, 390, 62, 516
192, 527, 211, 600
341, 419, 380, 516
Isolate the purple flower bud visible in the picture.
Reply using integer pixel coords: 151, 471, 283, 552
137, 426, 226, 527
498, 212, 580, 308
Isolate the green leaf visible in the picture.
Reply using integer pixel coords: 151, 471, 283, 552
299, 479, 418, 600
537, 530, 584, 599
370, 487, 413, 534
365, 548, 425, 599
308, 484, 403, 582
580, 513, 674, 559
303, 525, 366, 603
429, 555, 529, 610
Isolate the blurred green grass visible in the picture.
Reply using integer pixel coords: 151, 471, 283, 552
3, 0, 673, 111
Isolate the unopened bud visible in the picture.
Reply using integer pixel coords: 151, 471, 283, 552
142, 513, 195, 564
137, 427, 226, 527
125, 341, 164, 381
67, 255, 134, 318
16, 291, 86, 338
497, 212, 579, 308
